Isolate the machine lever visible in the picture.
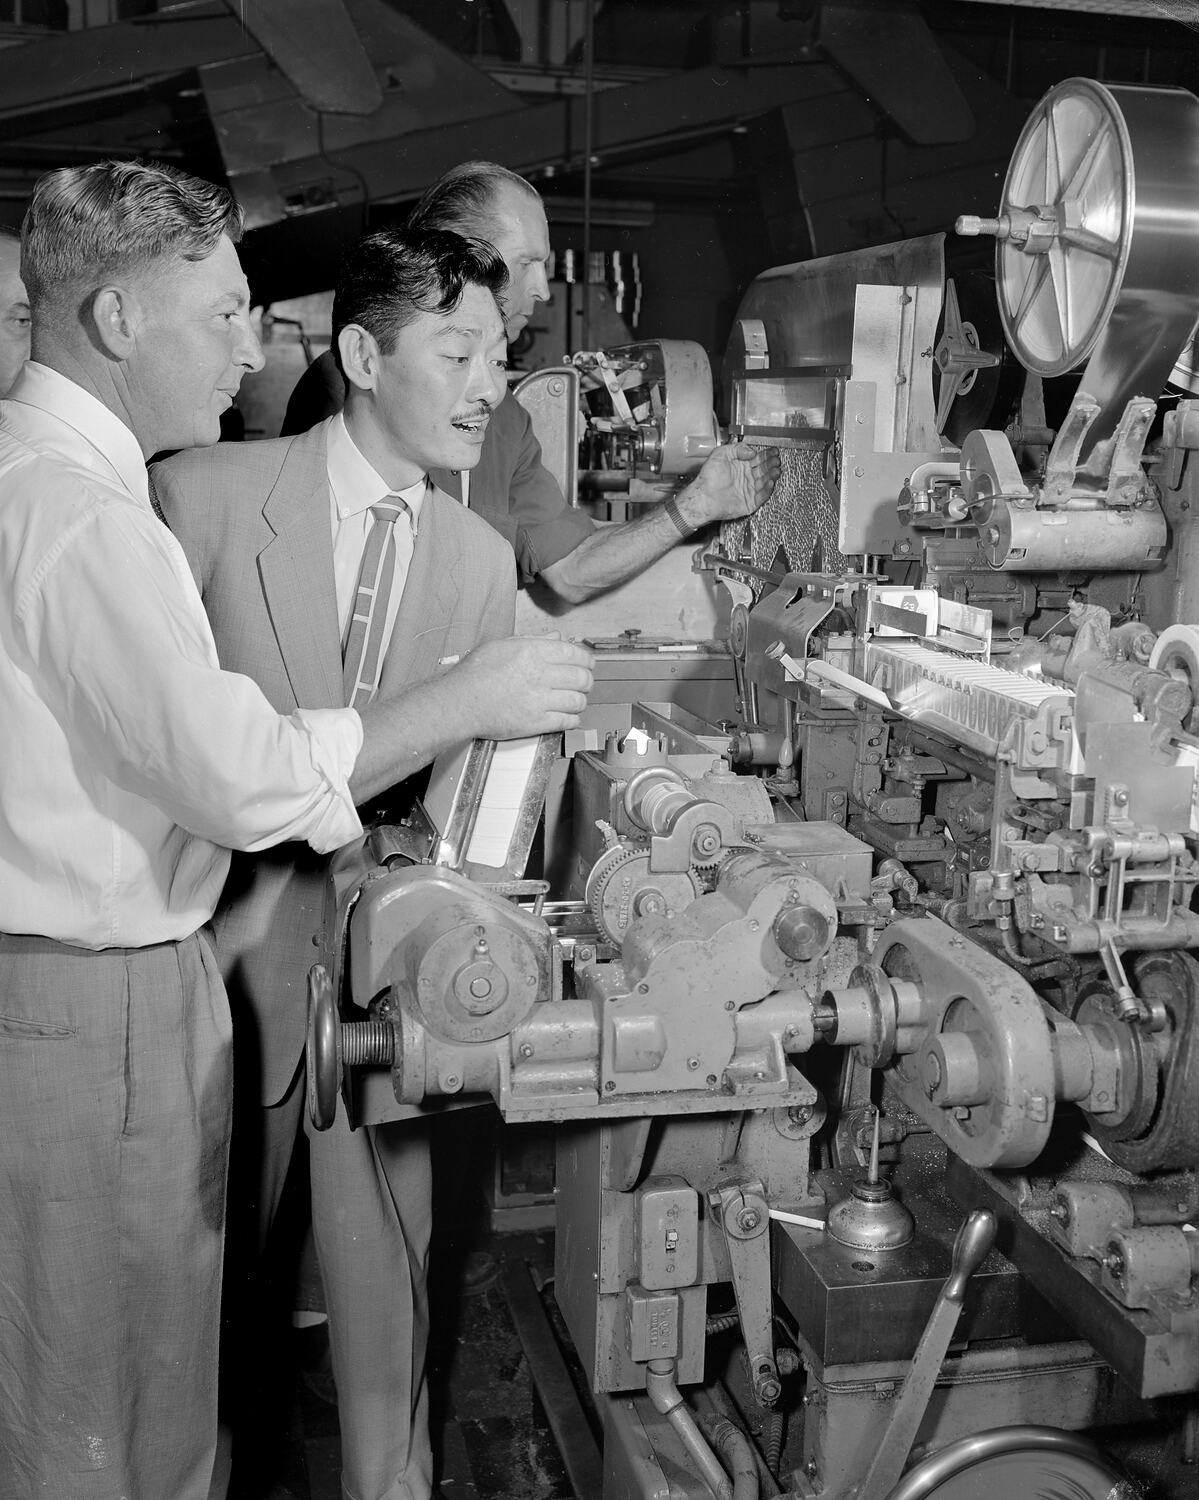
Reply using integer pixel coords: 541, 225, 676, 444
708, 1175, 781, 1408
851, 1209, 997, 1500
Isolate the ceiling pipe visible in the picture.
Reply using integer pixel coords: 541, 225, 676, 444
581, 0, 596, 350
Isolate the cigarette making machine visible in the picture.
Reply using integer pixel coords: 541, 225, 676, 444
307, 78, 1199, 1498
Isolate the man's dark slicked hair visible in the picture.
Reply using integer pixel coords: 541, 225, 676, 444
331, 226, 508, 361
406, 161, 539, 240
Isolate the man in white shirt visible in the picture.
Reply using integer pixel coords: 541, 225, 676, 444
0, 165, 592, 1500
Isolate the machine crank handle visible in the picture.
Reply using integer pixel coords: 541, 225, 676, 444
305, 963, 397, 1131
852, 1209, 998, 1500
943, 1209, 999, 1303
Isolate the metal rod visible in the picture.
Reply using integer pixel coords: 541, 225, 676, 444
868, 1106, 881, 1185
581, 0, 595, 350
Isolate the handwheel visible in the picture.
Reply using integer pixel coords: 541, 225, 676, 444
884, 1425, 1137, 1500
306, 962, 341, 1131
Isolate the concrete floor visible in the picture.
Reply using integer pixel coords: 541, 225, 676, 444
232, 1235, 573, 1500
220, 1114, 575, 1500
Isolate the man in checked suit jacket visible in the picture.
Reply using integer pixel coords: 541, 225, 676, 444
152, 228, 593, 1500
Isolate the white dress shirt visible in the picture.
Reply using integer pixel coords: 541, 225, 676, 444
326, 412, 426, 660
0, 363, 364, 950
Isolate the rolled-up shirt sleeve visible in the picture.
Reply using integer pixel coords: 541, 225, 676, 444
15, 501, 363, 857
506, 407, 596, 582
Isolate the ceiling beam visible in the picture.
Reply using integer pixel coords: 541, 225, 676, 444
0, 2, 254, 122
235, 57, 864, 226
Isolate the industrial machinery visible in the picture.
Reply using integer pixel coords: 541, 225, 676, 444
308, 77, 1199, 1498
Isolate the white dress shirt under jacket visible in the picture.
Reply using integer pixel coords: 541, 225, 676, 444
0, 362, 365, 950
326, 411, 426, 657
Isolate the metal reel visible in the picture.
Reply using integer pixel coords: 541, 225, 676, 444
987, 77, 1199, 378
884, 1425, 1136, 1500
995, 77, 1132, 375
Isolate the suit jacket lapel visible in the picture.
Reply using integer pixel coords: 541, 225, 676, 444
258, 427, 345, 709
377, 485, 464, 695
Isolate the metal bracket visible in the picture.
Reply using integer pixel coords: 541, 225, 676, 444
708, 1174, 781, 1407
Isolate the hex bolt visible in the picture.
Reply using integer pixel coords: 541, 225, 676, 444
737, 1208, 761, 1232
687, 1056, 700, 1071
518, 1043, 534, 1060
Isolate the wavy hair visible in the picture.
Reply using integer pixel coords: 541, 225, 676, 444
21, 160, 243, 311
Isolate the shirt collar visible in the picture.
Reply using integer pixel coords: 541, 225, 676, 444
327, 411, 426, 532
6, 361, 151, 506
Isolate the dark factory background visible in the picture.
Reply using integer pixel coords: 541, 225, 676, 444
1, 1, 1197, 397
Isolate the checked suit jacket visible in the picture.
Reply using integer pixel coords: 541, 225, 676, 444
151, 419, 516, 1106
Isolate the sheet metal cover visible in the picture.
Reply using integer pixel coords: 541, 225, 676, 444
723, 235, 946, 385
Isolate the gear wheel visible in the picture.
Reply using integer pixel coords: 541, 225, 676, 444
585, 841, 703, 947
690, 859, 725, 892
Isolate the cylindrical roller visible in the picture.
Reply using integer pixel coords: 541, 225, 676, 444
977, 496, 1166, 571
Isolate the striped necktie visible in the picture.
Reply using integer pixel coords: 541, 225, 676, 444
342, 495, 411, 711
